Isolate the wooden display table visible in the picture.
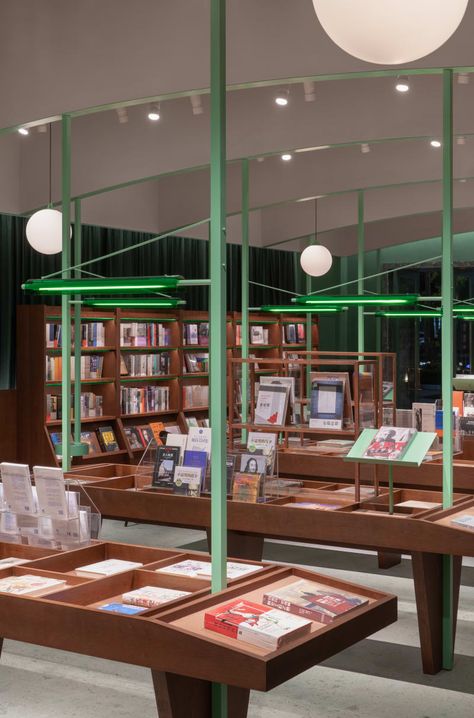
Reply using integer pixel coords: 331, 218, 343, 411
66, 463, 470, 675
0, 541, 396, 718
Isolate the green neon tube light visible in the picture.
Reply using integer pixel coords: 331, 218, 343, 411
453, 306, 474, 313
375, 310, 442, 318
456, 315, 474, 321
22, 276, 182, 295
294, 294, 418, 306
260, 304, 345, 313
84, 298, 184, 308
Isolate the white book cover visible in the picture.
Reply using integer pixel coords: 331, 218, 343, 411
198, 561, 261, 580
0, 463, 36, 515
33, 466, 69, 519
0, 574, 66, 596
259, 376, 295, 408
247, 432, 277, 455
75, 558, 143, 576
395, 500, 440, 509
412, 403, 436, 432
254, 385, 289, 426
173, 466, 201, 496
166, 433, 188, 461
451, 514, 474, 529
237, 606, 312, 650
122, 585, 191, 608
156, 560, 210, 577
187, 427, 212, 456
0, 557, 29, 568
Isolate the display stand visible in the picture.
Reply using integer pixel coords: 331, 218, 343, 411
344, 430, 437, 514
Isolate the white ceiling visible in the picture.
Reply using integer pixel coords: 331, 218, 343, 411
1, 0, 474, 255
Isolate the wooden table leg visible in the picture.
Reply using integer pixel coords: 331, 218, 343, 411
377, 551, 402, 570
411, 552, 462, 674
206, 529, 264, 562
152, 671, 250, 718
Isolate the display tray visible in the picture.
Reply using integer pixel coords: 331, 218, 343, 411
420, 497, 474, 533
0, 541, 60, 562
0, 543, 397, 692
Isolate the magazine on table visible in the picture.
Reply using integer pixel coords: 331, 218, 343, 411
363, 427, 417, 462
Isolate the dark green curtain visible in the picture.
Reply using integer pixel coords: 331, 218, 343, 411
0, 215, 306, 389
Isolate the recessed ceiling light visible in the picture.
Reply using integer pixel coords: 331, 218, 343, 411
281, 153, 292, 161
361, 143, 370, 154
395, 77, 410, 93
430, 140, 441, 148
458, 72, 470, 85
275, 90, 289, 107
190, 95, 204, 115
303, 81, 316, 102
459, 178, 467, 183
147, 103, 160, 121
116, 107, 129, 124
18, 127, 29, 136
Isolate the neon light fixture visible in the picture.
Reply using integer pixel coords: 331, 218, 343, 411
260, 305, 345, 314
455, 315, 474, 321
453, 306, 474, 313
375, 310, 442, 318
83, 298, 184, 308
294, 294, 418, 306
22, 276, 182, 295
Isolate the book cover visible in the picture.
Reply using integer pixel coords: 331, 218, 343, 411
75, 558, 143, 577
197, 561, 261, 580
464, 393, 474, 417
183, 449, 208, 488
263, 578, 368, 625
232, 473, 262, 503
198, 322, 209, 346
0, 574, 66, 596
282, 502, 340, 511
451, 514, 474, 530
99, 602, 145, 615
166, 433, 188, 461
33, 465, 69, 519
362, 426, 417, 461
309, 379, 344, 430
173, 465, 202, 496
97, 426, 119, 452
0, 557, 29, 568
156, 559, 211, 577
254, 385, 289, 426
124, 426, 145, 450
122, 585, 191, 608
250, 326, 265, 345
149, 421, 166, 445
152, 446, 180, 488
310, 371, 353, 427
138, 425, 154, 447
80, 431, 102, 455
204, 598, 311, 649
0, 462, 36, 515
187, 427, 212, 456
239, 452, 267, 476
186, 324, 199, 345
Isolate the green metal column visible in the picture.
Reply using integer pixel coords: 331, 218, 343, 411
306, 235, 315, 397
61, 114, 72, 471
73, 199, 82, 448
241, 159, 249, 443
357, 191, 365, 354
441, 68, 454, 670
375, 249, 382, 352
339, 256, 349, 351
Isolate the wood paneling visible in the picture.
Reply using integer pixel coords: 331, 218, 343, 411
0, 389, 17, 462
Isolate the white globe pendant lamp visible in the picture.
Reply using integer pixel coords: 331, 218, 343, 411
312, 0, 469, 65
300, 244, 333, 277
26, 208, 68, 255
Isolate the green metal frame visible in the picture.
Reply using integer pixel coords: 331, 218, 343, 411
241, 158, 249, 445
61, 114, 72, 471
357, 191, 365, 354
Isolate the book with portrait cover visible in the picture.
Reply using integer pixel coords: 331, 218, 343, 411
263, 578, 368, 625
152, 446, 180, 488
362, 426, 417, 461
124, 426, 145, 450
204, 598, 311, 649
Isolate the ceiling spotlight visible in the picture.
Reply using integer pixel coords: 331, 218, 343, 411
395, 77, 410, 93
116, 107, 129, 124
303, 81, 316, 102
361, 143, 370, 154
147, 103, 160, 121
458, 72, 470, 85
190, 95, 204, 115
281, 153, 292, 161
275, 89, 289, 107
430, 140, 442, 148
18, 127, 29, 136
456, 135, 466, 145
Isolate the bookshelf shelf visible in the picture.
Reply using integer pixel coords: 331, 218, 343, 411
121, 410, 179, 419
182, 405, 209, 412
120, 346, 178, 352
46, 347, 116, 353
182, 372, 209, 378
120, 375, 179, 383
46, 414, 117, 427
45, 378, 115, 386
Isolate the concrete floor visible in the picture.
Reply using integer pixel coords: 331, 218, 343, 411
1, 520, 473, 717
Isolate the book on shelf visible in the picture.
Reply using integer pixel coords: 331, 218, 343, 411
310, 371, 353, 428
45, 354, 105, 381
311, 439, 354, 455
282, 501, 340, 511
124, 426, 145, 450
46, 392, 103, 421
120, 385, 170, 414
137, 425, 154, 447
183, 449, 208, 486
239, 451, 267, 476
172, 465, 202, 496
204, 598, 312, 650
187, 427, 211, 456
282, 323, 305, 345
232, 472, 263, 503
185, 416, 199, 428
183, 323, 199, 345
165, 423, 181, 434
395, 408, 414, 428
0, 574, 66, 596
183, 352, 209, 373
412, 403, 436, 432
50, 431, 63, 456
382, 381, 394, 399
182, 384, 208, 408
450, 514, 474, 530
80, 431, 102, 455
75, 558, 144, 577
262, 578, 368, 625
120, 322, 171, 348
121, 352, 171, 377
363, 427, 417, 461
250, 325, 269, 345
395, 500, 440, 509
152, 446, 180, 488
0, 462, 36, 514
459, 417, 474, 435
198, 322, 209, 346
45, 322, 106, 349
247, 432, 277, 469
259, 376, 296, 419
166, 433, 188, 461
33, 466, 69, 519
282, 351, 300, 377
97, 426, 119, 452
464, 392, 474, 417
99, 602, 145, 615
122, 585, 191, 608
149, 421, 166, 445
309, 378, 344, 430
254, 384, 290, 426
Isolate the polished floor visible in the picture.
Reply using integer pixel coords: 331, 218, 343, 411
0, 520, 473, 717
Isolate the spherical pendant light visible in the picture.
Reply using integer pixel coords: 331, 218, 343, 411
312, 0, 469, 65
300, 245, 333, 277
26, 208, 70, 255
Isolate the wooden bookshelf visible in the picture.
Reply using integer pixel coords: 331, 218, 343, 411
17, 306, 319, 467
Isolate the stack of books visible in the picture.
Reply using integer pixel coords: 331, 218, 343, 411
120, 322, 171, 347
120, 385, 170, 414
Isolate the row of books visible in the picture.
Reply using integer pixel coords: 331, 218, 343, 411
183, 384, 209, 408
182, 322, 209, 346
46, 392, 104, 421
120, 322, 172, 347
45, 355, 104, 381
46, 322, 106, 348
183, 352, 209, 373
281, 323, 305, 344
120, 385, 170, 414
120, 352, 171, 377
50, 426, 120, 455
235, 325, 271, 346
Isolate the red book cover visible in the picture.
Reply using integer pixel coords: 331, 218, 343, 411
263, 579, 368, 623
204, 599, 272, 639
